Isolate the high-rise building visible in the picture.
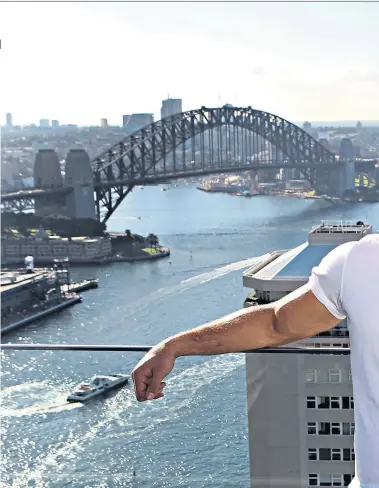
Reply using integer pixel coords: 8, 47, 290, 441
243, 221, 372, 488
100, 118, 108, 128
39, 119, 50, 128
123, 113, 154, 134
161, 98, 183, 120
303, 121, 312, 133
340, 138, 355, 161
122, 114, 131, 127
5, 113, 13, 127
51, 120, 59, 129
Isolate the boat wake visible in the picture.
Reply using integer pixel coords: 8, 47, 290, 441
0, 381, 81, 418
8, 391, 135, 488
126, 254, 270, 315
4, 354, 246, 487
179, 254, 270, 287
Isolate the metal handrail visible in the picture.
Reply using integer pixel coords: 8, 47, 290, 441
0, 344, 351, 355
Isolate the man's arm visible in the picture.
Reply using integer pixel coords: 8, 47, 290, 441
131, 284, 341, 402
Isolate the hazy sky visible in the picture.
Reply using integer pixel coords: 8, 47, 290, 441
1, 2, 378, 126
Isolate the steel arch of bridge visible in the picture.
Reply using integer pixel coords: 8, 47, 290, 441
92, 106, 336, 222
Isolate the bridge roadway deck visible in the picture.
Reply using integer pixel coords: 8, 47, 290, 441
1, 187, 72, 202
1, 159, 376, 202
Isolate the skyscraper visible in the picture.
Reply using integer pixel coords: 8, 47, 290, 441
123, 114, 154, 134
339, 138, 355, 160
161, 98, 182, 120
5, 113, 13, 127
100, 118, 108, 128
51, 120, 60, 129
39, 119, 50, 128
303, 121, 312, 133
122, 114, 131, 127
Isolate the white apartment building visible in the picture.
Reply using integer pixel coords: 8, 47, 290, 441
1, 236, 112, 264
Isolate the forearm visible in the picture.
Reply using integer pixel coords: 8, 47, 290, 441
164, 304, 285, 358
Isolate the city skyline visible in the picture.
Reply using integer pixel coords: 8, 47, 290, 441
4, 112, 379, 129
1, 2, 378, 125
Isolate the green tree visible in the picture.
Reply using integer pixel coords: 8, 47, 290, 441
147, 233, 159, 250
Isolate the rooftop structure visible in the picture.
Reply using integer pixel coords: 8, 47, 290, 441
243, 221, 372, 298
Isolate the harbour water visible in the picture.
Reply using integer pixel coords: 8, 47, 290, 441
1, 184, 378, 488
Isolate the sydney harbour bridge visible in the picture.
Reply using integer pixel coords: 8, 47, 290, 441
1, 106, 376, 223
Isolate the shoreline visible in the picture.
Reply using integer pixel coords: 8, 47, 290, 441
1, 247, 171, 267
197, 186, 379, 203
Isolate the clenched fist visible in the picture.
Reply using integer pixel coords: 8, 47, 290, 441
131, 342, 177, 401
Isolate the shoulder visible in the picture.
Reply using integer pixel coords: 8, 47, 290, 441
349, 234, 379, 256
312, 241, 356, 277
308, 241, 356, 320
342, 234, 379, 289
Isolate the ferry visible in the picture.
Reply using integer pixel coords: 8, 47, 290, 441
67, 374, 129, 403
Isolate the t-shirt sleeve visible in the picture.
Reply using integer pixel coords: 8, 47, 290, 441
308, 242, 355, 320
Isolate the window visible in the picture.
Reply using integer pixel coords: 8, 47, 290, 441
307, 396, 354, 411
318, 396, 330, 409
344, 475, 353, 486
332, 448, 342, 461
309, 474, 318, 486
308, 448, 317, 460
307, 422, 317, 435
308, 474, 351, 487
307, 396, 316, 408
343, 449, 354, 461
329, 369, 342, 383
6, 245, 20, 255
331, 396, 341, 409
306, 369, 318, 383
319, 448, 331, 461
320, 474, 332, 486
319, 422, 331, 435
342, 423, 350, 435
332, 474, 343, 487
331, 423, 341, 435
351, 422, 355, 435
53, 245, 66, 255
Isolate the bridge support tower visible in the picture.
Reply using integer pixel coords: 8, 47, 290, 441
64, 149, 96, 220
34, 149, 65, 216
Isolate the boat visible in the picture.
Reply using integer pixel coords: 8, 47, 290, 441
61, 279, 99, 294
67, 374, 129, 402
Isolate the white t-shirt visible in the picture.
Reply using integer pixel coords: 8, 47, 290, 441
309, 234, 379, 488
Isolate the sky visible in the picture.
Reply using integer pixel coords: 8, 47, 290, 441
1, 2, 379, 126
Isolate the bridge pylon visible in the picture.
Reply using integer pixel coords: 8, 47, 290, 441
34, 149, 66, 216
64, 149, 96, 220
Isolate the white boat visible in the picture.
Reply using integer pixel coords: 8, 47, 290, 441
67, 374, 129, 403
